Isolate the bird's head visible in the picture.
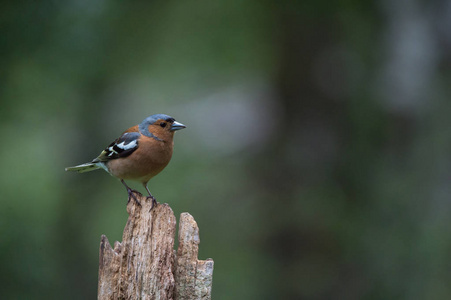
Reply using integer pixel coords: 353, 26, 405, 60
139, 114, 186, 141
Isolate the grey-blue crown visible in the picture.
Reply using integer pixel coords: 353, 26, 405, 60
140, 114, 175, 126
139, 114, 175, 140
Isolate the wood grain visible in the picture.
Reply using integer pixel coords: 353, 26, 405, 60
98, 193, 213, 300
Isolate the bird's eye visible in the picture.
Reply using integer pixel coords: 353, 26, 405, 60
160, 122, 167, 128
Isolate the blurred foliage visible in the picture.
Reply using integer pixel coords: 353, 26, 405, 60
1, 0, 451, 299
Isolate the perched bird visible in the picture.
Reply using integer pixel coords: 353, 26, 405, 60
65, 114, 186, 208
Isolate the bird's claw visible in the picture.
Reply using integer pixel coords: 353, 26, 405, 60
127, 189, 142, 206
146, 195, 157, 211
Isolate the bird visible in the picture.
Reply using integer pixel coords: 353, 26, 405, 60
65, 114, 186, 208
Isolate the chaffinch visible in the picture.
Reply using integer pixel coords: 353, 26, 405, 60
66, 114, 186, 208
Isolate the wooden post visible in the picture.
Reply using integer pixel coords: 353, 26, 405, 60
98, 193, 214, 300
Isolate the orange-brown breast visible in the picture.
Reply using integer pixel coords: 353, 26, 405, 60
107, 133, 174, 183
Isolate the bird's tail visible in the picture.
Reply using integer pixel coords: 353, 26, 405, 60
65, 162, 100, 173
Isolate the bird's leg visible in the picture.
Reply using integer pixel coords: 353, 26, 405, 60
121, 179, 141, 206
143, 183, 157, 210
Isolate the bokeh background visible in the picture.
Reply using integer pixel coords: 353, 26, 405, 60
2, 0, 451, 299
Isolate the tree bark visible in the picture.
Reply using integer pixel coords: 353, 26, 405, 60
98, 193, 214, 300
174, 213, 214, 300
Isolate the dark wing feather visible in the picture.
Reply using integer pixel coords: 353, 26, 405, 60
93, 132, 140, 163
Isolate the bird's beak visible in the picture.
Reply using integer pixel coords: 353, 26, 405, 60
170, 121, 186, 131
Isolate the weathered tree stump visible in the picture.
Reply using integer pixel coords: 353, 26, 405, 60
98, 193, 214, 300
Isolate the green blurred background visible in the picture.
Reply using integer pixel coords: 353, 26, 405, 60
2, 0, 451, 299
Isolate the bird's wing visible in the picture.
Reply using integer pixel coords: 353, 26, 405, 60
93, 131, 140, 163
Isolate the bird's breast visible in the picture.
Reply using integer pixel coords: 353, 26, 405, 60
107, 138, 174, 183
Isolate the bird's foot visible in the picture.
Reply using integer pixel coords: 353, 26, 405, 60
127, 189, 142, 206
146, 195, 157, 211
